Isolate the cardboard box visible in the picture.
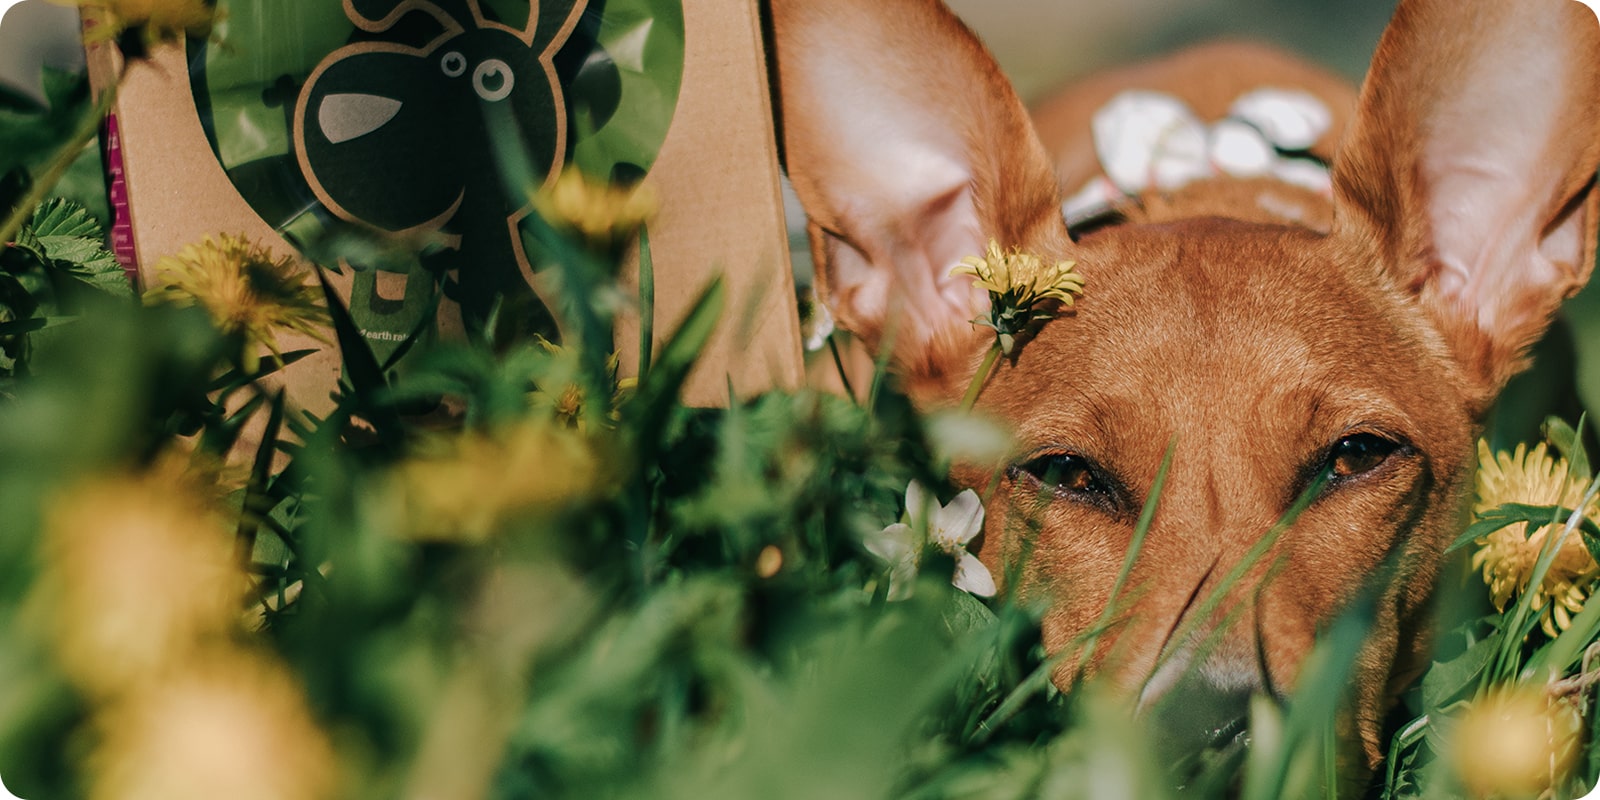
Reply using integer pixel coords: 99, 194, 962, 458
89, 0, 802, 409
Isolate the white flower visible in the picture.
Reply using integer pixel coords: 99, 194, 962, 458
866, 481, 995, 599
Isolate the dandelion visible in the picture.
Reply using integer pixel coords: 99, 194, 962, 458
952, 239, 1084, 356
528, 338, 636, 430
865, 481, 994, 599
1449, 686, 1582, 799
393, 421, 600, 542
78, 0, 216, 50
145, 234, 330, 373
90, 648, 336, 800
950, 239, 1083, 408
1471, 440, 1600, 637
531, 168, 657, 254
37, 459, 243, 697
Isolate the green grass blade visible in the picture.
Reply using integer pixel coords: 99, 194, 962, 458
1524, 584, 1600, 681
235, 390, 286, 566
1072, 438, 1175, 682
1241, 585, 1375, 800
316, 267, 404, 447
1142, 470, 1331, 694
638, 223, 655, 378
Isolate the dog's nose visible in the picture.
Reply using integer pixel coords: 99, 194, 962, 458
1144, 668, 1256, 765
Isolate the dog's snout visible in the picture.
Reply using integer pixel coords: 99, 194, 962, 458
1145, 667, 1258, 763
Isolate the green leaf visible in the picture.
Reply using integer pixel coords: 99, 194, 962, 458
1444, 503, 1600, 554
24, 199, 129, 298
0, 68, 91, 178
1420, 633, 1495, 711
316, 267, 405, 448
208, 348, 321, 394
0, 316, 74, 337
626, 277, 724, 447
942, 589, 998, 639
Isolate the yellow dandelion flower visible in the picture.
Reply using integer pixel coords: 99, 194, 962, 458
1471, 440, 1600, 637
37, 460, 243, 697
90, 648, 335, 800
78, 0, 216, 48
528, 338, 636, 430
145, 234, 330, 373
950, 239, 1083, 355
393, 421, 601, 542
1450, 686, 1583, 799
531, 168, 657, 252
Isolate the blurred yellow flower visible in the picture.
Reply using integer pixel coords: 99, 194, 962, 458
529, 338, 636, 430
90, 648, 335, 800
78, 0, 215, 47
951, 239, 1083, 355
531, 168, 657, 252
38, 460, 243, 697
145, 234, 330, 373
1450, 686, 1582, 799
1471, 440, 1600, 637
394, 421, 601, 542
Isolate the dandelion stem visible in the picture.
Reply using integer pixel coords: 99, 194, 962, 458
960, 343, 1002, 411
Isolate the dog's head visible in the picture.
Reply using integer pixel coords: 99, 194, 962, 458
773, 0, 1600, 765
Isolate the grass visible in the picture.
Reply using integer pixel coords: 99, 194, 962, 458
2, 28, 1600, 800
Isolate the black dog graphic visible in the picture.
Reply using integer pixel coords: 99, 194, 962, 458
294, 0, 589, 335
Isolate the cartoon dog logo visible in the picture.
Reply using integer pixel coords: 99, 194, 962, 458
293, 0, 589, 333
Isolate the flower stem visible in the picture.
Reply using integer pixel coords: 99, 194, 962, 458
0, 83, 118, 248
961, 342, 1002, 411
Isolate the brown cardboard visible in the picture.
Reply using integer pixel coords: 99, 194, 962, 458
92, 0, 802, 411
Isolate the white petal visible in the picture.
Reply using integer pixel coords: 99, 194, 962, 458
904, 480, 932, 528
866, 523, 917, 564
952, 552, 996, 598
934, 489, 985, 548
886, 563, 918, 601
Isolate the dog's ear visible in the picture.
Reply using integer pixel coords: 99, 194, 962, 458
1332, 0, 1600, 403
770, 0, 1069, 375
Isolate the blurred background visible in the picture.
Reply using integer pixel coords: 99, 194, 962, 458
0, 0, 1404, 124
944, 0, 1398, 101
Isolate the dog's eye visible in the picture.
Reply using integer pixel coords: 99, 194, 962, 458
1328, 433, 1399, 478
1017, 452, 1111, 498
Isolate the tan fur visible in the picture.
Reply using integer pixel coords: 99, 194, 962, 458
772, 0, 1600, 776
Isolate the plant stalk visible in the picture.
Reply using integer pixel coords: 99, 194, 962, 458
960, 342, 1002, 411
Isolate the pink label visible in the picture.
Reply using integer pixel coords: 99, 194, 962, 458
103, 112, 138, 287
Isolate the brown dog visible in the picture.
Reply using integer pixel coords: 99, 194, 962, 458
771, 0, 1600, 770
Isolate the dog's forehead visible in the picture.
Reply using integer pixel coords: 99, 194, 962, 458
997, 218, 1466, 469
